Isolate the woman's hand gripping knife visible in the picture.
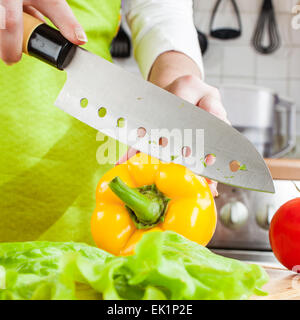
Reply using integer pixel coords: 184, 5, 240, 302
0, 0, 87, 65
91, 152, 217, 256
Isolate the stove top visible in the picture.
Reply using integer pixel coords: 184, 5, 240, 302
208, 180, 300, 251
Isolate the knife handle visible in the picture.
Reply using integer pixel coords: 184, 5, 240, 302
23, 12, 76, 70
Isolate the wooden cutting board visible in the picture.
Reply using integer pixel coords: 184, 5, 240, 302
251, 266, 300, 300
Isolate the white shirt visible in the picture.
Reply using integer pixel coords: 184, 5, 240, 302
124, 0, 204, 80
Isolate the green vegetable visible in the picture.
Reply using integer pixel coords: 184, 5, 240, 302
0, 231, 268, 300
239, 164, 247, 171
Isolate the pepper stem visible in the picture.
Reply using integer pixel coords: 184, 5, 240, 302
109, 177, 168, 226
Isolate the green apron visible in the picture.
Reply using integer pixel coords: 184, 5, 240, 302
0, 0, 125, 245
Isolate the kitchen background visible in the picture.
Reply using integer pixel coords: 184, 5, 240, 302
116, 0, 300, 156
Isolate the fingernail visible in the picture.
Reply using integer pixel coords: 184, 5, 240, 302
0, 5, 6, 30
75, 27, 88, 43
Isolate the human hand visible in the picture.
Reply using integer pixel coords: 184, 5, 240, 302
0, 0, 87, 65
117, 75, 230, 197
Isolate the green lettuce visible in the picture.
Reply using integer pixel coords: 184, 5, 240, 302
0, 231, 268, 300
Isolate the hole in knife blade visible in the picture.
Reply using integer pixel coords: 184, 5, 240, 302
205, 154, 216, 167
229, 160, 241, 172
137, 127, 146, 138
80, 98, 88, 108
117, 117, 126, 128
182, 146, 192, 158
98, 107, 107, 118
159, 137, 168, 148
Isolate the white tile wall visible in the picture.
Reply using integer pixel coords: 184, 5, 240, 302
256, 48, 289, 79
289, 79, 300, 102
206, 75, 222, 87
194, 0, 300, 134
117, 0, 300, 135
274, 0, 296, 13
223, 46, 256, 77
256, 78, 288, 96
201, 43, 223, 76
289, 48, 300, 77
222, 76, 255, 85
279, 14, 294, 45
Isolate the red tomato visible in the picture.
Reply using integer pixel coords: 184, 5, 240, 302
269, 198, 300, 271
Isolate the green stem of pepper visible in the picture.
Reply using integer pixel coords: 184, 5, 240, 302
109, 177, 169, 227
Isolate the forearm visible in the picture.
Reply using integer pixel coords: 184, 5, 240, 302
148, 51, 202, 88
125, 0, 203, 81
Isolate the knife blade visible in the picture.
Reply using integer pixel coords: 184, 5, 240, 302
22, 13, 274, 193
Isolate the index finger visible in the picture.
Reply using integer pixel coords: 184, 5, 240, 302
34, 0, 87, 45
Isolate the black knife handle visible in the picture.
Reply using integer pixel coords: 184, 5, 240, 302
23, 12, 76, 70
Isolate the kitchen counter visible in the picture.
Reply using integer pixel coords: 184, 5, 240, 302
252, 266, 300, 300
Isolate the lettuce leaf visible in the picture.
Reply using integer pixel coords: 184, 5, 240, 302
0, 231, 268, 300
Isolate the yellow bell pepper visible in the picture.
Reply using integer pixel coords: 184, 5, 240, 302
91, 152, 217, 256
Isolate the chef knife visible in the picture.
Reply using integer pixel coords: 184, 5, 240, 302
21, 13, 274, 193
